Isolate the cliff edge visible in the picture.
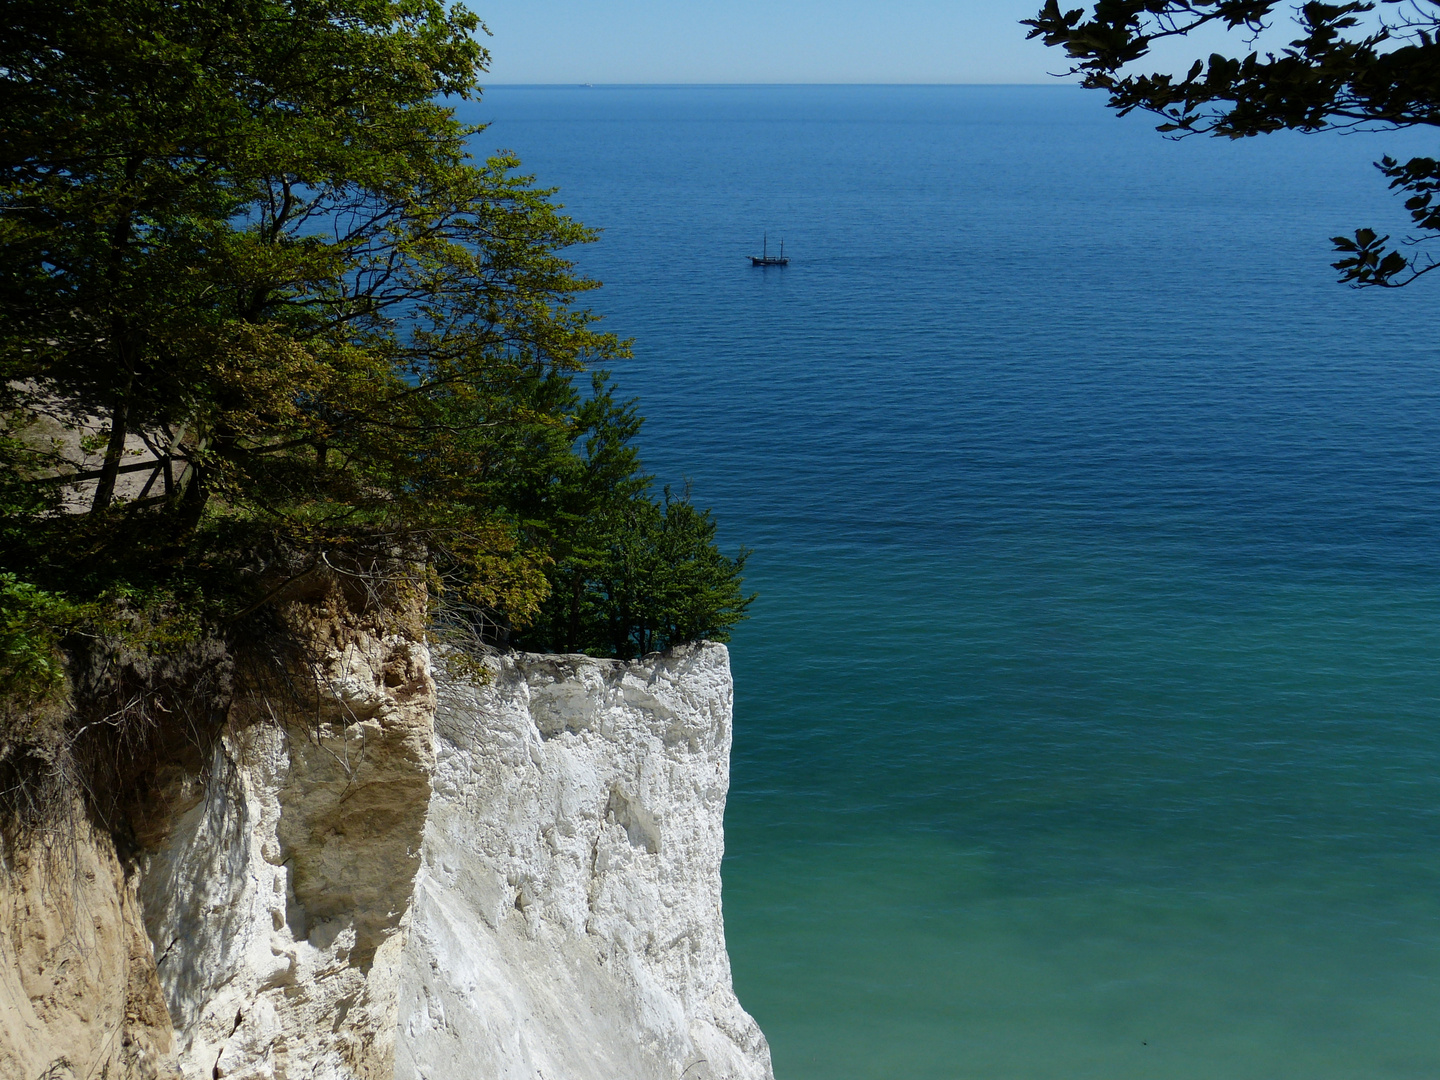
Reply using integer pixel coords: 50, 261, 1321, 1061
0, 596, 772, 1080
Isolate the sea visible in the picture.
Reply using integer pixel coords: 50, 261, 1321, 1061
465, 85, 1440, 1079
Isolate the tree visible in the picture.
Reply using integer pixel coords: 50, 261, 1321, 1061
495, 372, 754, 658
0, 0, 750, 670
1025, 0, 1440, 286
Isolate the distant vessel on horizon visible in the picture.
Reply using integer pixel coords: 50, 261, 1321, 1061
751, 233, 788, 266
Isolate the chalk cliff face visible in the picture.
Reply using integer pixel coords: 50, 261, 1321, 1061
138, 585, 437, 1080
0, 594, 772, 1080
400, 645, 772, 1080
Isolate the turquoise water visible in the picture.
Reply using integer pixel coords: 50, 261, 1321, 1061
472, 86, 1440, 1078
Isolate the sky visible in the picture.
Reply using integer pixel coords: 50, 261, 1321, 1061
469, 2, 1358, 88
470, 0, 1067, 84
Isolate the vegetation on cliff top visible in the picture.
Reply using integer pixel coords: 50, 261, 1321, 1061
0, 0, 752, 707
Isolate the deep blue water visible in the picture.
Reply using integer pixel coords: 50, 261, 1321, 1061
467, 85, 1440, 1078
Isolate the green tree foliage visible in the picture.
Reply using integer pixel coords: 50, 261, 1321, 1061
0, 0, 750, 673
498, 373, 754, 656
1025, 1, 1440, 286
0, 575, 87, 704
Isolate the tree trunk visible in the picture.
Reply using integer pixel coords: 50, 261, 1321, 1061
89, 370, 133, 514
171, 459, 209, 539
567, 572, 583, 653
91, 169, 139, 516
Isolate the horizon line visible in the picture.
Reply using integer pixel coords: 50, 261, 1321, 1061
480, 80, 1071, 88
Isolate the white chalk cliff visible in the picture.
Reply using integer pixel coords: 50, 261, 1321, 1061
400, 646, 770, 1080
0, 594, 773, 1080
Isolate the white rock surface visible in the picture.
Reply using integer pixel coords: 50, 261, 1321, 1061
138, 593, 438, 1080
2, 628, 772, 1080
397, 643, 774, 1080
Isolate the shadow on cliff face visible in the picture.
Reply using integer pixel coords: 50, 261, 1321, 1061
0, 555, 437, 1077
0, 624, 232, 1080
0, 616, 233, 872
265, 574, 435, 971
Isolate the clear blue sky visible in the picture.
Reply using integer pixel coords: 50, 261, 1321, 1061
470, 1, 1066, 84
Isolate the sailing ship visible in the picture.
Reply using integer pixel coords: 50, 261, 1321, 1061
750, 233, 788, 266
